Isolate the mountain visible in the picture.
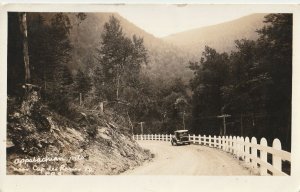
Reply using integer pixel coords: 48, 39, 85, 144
163, 13, 267, 56
67, 13, 193, 83
30, 13, 268, 83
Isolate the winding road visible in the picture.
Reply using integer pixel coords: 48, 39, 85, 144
124, 140, 254, 175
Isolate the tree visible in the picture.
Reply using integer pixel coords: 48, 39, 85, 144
96, 16, 126, 100
73, 68, 92, 103
27, 14, 51, 88
189, 46, 230, 135
8, 13, 24, 96
96, 16, 147, 101
26, 13, 73, 95
175, 97, 188, 129
256, 14, 292, 148
188, 14, 292, 150
19, 12, 30, 83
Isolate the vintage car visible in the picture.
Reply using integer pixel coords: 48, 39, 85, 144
171, 130, 191, 146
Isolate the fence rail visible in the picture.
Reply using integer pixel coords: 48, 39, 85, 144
133, 134, 291, 176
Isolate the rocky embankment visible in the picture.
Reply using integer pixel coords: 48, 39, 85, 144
7, 88, 150, 175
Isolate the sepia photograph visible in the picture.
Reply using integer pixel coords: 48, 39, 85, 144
4, 4, 294, 178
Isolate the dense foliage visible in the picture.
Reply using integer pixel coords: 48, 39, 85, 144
7, 13, 292, 151
189, 14, 292, 150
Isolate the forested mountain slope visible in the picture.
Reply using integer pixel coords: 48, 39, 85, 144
163, 14, 267, 55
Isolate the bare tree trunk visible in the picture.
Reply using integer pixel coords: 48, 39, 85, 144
116, 74, 120, 100
19, 12, 30, 83
127, 111, 134, 135
19, 13, 41, 115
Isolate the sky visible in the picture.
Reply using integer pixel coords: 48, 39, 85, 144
106, 5, 259, 37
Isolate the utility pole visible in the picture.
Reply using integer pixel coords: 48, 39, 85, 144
138, 122, 145, 135
182, 111, 186, 130
217, 114, 231, 135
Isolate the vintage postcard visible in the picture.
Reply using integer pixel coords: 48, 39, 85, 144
0, 3, 300, 192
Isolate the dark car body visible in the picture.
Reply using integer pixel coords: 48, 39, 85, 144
171, 130, 191, 146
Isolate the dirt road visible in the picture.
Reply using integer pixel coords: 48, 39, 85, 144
123, 140, 253, 175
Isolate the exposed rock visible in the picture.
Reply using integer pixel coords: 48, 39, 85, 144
7, 95, 151, 175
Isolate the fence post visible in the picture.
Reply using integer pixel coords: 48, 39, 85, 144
224, 136, 227, 151
229, 136, 232, 153
218, 136, 221, 149
208, 135, 211, 147
221, 136, 224, 151
236, 136, 240, 159
170, 134, 172, 141
213, 135, 216, 148
240, 136, 245, 160
251, 137, 258, 169
193, 134, 195, 144
245, 137, 250, 163
225, 136, 229, 151
203, 135, 206, 146
225, 136, 227, 150
273, 138, 282, 174
260, 138, 268, 176
232, 136, 237, 156
198, 134, 201, 145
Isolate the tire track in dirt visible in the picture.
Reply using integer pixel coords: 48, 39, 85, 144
123, 140, 253, 175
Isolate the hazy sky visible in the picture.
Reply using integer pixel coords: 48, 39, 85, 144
105, 5, 258, 37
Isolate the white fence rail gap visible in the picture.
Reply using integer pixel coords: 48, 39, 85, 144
133, 134, 291, 176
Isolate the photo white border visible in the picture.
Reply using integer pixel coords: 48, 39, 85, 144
0, 3, 299, 192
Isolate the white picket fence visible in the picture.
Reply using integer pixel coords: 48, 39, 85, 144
133, 134, 291, 176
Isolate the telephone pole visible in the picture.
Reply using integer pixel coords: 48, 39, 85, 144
138, 122, 145, 135
217, 114, 231, 135
182, 111, 186, 130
